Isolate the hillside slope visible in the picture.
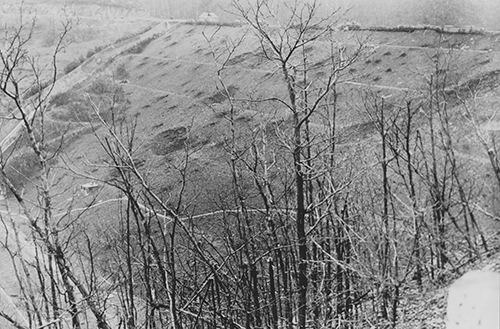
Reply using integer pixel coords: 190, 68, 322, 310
2, 21, 499, 328
42, 23, 500, 214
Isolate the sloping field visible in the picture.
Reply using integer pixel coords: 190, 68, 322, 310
1, 20, 500, 329
43, 23, 500, 214
3, 22, 500, 247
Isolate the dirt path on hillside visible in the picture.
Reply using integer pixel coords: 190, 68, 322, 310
350, 41, 500, 54
0, 21, 170, 153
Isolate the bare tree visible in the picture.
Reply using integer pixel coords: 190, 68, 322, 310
0, 11, 116, 329
229, 1, 365, 328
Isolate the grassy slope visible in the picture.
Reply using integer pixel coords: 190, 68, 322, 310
0, 14, 153, 143
3, 21, 500, 329
51, 23, 500, 207
61, 25, 500, 329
